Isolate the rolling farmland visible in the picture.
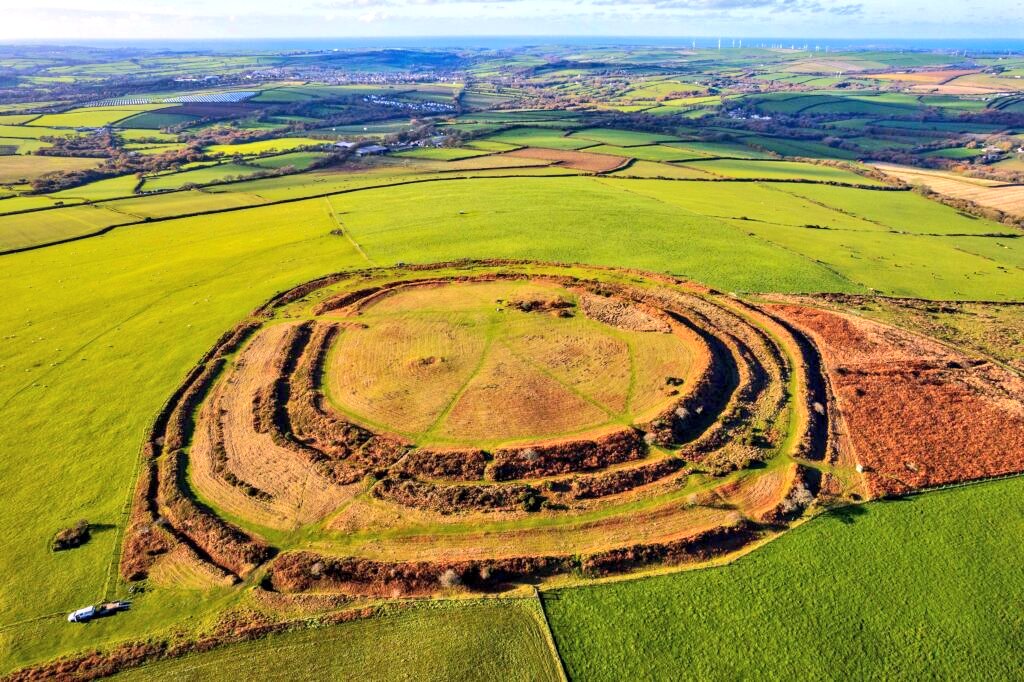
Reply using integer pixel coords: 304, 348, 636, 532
1, 38, 1023, 681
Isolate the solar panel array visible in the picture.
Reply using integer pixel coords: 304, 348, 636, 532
83, 97, 155, 106
82, 91, 258, 107
163, 91, 258, 103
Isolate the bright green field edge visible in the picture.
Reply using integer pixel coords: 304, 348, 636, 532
111, 600, 563, 682
543, 476, 1024, 680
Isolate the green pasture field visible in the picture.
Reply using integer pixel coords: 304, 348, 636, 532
452, 110, 579, 123
845, 136, 916, 151
251, 84, 412, 103
861, 51, 958, 68
745, 136, 861, 160
620, 79, 701, 99
0, 124, 79, 140
799, 97, 919, 117
650, 104, 717, 118
49, 175, 140, 202
993, 156, 1024, 171
876, 120, 1007, 134
438, 122, 505, 135
392, 146, 492, 161
583, 144, 691, 162
681, 158, 881, 184
777, 184, 1009, 235
922, 147, 988, 159
250, 87, 318, 103
460, 91, 516, 108
464, 139, 521, 152
595, 178, 1024, 299
29, 105, 173, 129
748, 93, 836, 114
316, 119, 415, 136
0, 203, 131, 250
206, 138, 330, 155
108, 189, 266, 219
0, 155, 102, 184
248, 151, 331, 170
201, 167, 448, 202
663, 141, 770, 159
824, 117, 873, 130
124, 142, 189, 156
546, 476, 1024, 680
597, 103, 657, 113
116, 129, 179, 143
610, 160, 714, 179
0, 137, 51, 154
570, 128, 680, 146
116, 602, 561, 682
484, 127, 594, 150
115, 111, 199, 130
200, 164, 512, 203
918, 95, 990, 111
0, 114, 40, 125
142, 163, 262, 192
735, 218, 1022, 299
659, 95, 721, 107
0, 195, 73, 214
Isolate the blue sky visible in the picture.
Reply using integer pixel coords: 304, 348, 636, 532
0, 1, 1019, 41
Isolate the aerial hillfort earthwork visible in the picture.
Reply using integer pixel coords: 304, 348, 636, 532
1, 36, 1024, 680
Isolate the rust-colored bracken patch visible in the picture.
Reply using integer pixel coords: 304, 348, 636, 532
769, 304, 1024, 497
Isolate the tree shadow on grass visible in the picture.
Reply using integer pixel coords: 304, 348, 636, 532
823, 503, 869, 525
824, 494, 916, 525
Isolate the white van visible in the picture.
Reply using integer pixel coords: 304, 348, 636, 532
67, 606, 96, 623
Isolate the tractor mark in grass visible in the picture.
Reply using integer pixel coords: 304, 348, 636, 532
325, 198, 375, 266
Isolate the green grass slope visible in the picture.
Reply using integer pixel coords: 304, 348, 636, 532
0, 202, 367, 670
114, 602, 561, 682
545, 477, 1024, 680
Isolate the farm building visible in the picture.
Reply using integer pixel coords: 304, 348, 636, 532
356, 145, 389, 156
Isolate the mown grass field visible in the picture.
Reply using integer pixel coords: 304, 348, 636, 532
29, 105, 174, 128
0, 155, 101, 184
544, 476, 1024, 680
570, 128, 681, 146
4, 172, 1022, 298
584, 144, 692, 162
115, 111, 198, 129
115, 601, 561, 682
206, 137, 329, 155
142, 163, 261, 191
484, 127, 595, 150
392, 146, 492, 161
683, 159, 881, 184
248, 151, 330, 170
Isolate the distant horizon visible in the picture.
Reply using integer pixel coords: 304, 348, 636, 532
4, 36, 1024, 54
4, 2, 1022, 44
